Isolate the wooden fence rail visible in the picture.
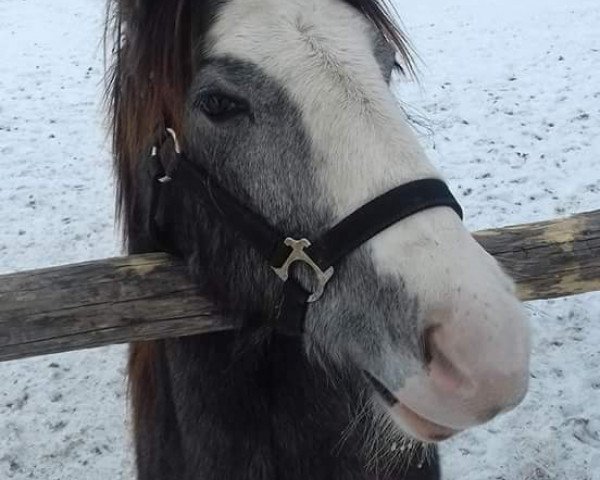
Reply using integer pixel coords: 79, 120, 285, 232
1, 210, 599, 363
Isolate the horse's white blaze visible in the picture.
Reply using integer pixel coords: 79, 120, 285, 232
209, 0, 437, 208
208, 0, 530, 439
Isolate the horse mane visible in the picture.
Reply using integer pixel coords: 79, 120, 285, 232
105, 0, 415, 242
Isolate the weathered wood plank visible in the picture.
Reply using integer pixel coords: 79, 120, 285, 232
474, 210, 600, 301
1, 210, 599, 363
0, 255, 232, 362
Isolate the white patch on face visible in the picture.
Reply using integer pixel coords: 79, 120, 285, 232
207, 1, 530, 431
207, 0, 438, 217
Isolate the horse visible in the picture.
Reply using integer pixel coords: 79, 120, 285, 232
105, 0, 531, 478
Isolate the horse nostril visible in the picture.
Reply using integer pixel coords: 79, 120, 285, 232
422, 325, 452, 368
422, 325, 469, 393
421, 325, 436, 364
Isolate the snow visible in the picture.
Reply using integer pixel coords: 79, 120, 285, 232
0, 0, 599, 478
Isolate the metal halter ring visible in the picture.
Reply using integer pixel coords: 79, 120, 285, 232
151, 128, 182, 184
271, 238, 334, 303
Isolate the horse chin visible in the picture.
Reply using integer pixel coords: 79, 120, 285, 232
366, 372, 462, 443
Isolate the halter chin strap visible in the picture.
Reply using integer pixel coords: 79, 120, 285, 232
148, 129, 463, 335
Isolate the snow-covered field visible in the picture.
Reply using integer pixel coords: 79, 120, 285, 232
0, 0, 598, 478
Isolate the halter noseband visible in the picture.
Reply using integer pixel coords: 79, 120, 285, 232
148, 129, 463, 335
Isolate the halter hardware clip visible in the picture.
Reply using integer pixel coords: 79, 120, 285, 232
151, 128, 182, 183
272, 238, 334, 303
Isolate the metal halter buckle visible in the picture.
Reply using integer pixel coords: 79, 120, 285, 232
271, 238, 334, 303
151, 128, 182, 184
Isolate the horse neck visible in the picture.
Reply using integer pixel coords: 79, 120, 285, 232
164, 332, 371, 477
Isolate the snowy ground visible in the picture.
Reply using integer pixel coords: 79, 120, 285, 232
0, 0, 599, 479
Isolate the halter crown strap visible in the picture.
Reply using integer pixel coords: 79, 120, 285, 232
148, 133, 463, 335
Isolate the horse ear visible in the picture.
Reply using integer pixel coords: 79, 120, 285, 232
345, 0, 417, 77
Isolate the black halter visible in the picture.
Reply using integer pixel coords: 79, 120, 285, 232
148, 129, 463, 335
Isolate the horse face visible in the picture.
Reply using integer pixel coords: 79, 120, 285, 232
185, 0, 530, 442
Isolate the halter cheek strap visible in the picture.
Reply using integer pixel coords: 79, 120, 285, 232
148, 130, 463, 336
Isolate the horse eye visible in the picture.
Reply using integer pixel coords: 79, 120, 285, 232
194, 92, 248, 121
